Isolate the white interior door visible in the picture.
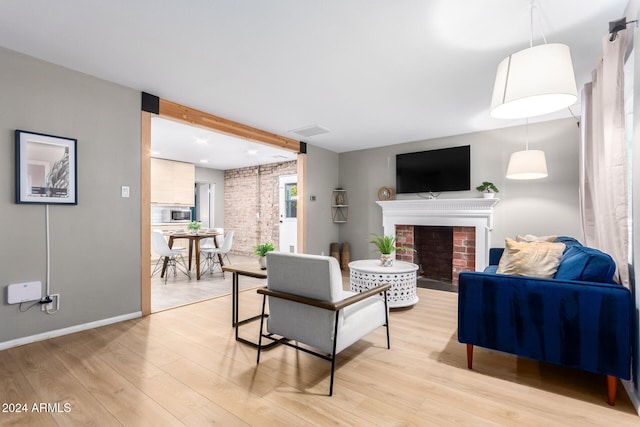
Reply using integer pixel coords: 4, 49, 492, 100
279, 175, 297, 253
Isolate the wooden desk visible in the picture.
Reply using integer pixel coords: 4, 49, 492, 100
222, 262, 277, 349
164, 231, 222, 280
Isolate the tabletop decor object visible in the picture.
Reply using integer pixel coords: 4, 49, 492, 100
475, 181, 499, 199
187, 221, 201, 233
254, 242, 275, 269
369, 233, 415, 267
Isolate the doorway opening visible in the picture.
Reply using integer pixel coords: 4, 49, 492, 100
142, 101, 305, 315
279, 174, 297, 253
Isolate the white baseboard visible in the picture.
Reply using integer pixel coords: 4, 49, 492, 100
0, 311, 142, 351
623, 380, 640, 416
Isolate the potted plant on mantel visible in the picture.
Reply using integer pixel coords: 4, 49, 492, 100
254, 242, 275, 270
369, 233, 416, 267
475, 181, 499, 198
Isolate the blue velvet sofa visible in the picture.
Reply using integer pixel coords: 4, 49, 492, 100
458, 237, 631, 405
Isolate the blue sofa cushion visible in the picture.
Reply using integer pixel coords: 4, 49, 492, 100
554, 245, 617, 283
555, 236, 583, 248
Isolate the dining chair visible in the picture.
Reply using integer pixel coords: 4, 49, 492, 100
201, 230, 235, 276
151, 230, 191, 284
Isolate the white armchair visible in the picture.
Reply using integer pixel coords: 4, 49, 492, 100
257, 252, 390, 396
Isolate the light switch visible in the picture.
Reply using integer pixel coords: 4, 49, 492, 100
121, 186, 130, 198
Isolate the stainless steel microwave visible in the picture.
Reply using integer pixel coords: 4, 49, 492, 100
171, 209, 191, 222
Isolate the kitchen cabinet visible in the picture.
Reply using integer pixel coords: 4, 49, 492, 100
151, 158, 195, 205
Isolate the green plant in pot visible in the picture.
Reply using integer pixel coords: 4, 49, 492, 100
475, 181, 499, 198
369, 233, 415, 267
254, 242, 275, 270
187, 221, 202, 233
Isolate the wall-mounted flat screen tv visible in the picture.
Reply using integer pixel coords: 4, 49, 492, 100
396, 145, 470, 194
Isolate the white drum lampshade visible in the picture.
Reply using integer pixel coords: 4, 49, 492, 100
506, 149, 548, 180
491, 43, 578, 119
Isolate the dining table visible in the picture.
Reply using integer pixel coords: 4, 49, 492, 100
162, 230, 223, 280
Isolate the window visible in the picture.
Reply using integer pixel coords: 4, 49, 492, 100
284, 183, 297, 218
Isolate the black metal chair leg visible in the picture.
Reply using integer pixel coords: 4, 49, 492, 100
257, 295, 267, 364
384, 290, 390, 349
329, 310, 340, 396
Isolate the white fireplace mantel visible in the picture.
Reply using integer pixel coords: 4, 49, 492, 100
377, 198, 500, 271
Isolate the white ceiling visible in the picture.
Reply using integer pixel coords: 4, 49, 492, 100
0, 0, 629, 164
151, 116, 297, 169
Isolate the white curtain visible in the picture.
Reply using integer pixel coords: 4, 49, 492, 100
580, 29, 629, 287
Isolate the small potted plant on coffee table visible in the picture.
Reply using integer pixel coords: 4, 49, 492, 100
254, 242, 275, 270
369, 233, 415, 267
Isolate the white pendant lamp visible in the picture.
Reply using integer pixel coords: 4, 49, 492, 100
506, 149, 548, 179
506, 119, 548, 180
490, 2, 578, 119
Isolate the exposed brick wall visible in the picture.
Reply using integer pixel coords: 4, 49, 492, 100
394, 224, 476, 286
224, 161, 297, 255
395, 225, 415, 263
452, 226, 476, 285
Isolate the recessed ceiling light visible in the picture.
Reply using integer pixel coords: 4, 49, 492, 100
247, 149, 258, 155
196, 138, 207, 144
199, 159, 209, 163
151, 150, 161, 155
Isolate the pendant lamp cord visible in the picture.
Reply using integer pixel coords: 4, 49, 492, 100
529, 0, 548, 48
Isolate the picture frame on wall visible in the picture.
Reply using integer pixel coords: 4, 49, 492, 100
15, 130, 77, 205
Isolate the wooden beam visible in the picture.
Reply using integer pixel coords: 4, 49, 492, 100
140, 111, 152, 316
297, 153, 307, 254
159, 99, 301, 152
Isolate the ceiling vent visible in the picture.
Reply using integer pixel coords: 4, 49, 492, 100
288, 124, 330, 138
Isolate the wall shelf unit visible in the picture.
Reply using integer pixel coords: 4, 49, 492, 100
332, 189, 348, 223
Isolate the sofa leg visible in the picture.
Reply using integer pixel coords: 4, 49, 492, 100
607, 376, 617, 406
466, 344, 473, 369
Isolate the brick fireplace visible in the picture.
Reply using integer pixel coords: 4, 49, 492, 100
396, 224, 475, 285
377, 198, 499, 286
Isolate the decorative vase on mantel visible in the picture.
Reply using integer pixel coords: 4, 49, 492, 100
380, 253, 393, 267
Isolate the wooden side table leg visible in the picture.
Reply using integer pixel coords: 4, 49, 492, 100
467, 344, 473, 369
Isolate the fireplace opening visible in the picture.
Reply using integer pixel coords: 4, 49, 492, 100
396, 224, 476, 292
415, 226, 453, 283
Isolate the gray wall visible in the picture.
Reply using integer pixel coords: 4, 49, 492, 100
195, 166, 225, 229
339, 118, 583, 261
0, 47, 141, 344
304, 144, 340, 255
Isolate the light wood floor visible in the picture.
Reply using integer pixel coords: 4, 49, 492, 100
1, 287, 638, 426
151, 253, 260, 312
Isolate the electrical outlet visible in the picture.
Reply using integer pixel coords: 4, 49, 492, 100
41, 294, 60, 313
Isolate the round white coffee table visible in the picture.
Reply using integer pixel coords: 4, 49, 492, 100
348, 259, 419, 308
